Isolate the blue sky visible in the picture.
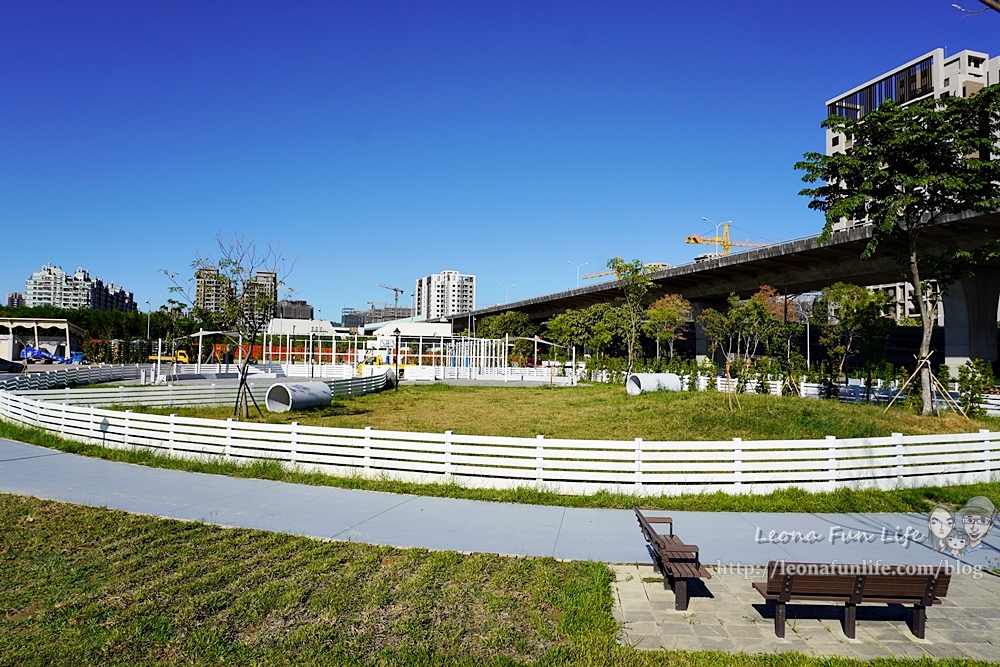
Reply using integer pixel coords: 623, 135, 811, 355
2, 1, 998, 319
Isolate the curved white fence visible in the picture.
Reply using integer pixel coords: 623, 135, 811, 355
2, 383, 998, 495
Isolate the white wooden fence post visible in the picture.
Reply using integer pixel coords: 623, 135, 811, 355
444, 430, 453, 478
535, 434, 544, 482
364, 426, 372, 472
61, 402, 67, 438
733, 437, 743, 488
981, 429, 991, 471
290, 422, 298, 466
124, 409, 131, 447
224, 418, 233, 459
634, 438, 642, 488
826, 435, 837, 487
892, 432, 904, 482
169, 413, 177, 456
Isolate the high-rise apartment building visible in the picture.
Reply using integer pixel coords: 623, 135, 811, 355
6, 292, 25, 307
415, 270, 476, 319
195, 268, 278, 320
24, 264, 136, 312
826, 48, 999, 171
824, 48, 1000, 323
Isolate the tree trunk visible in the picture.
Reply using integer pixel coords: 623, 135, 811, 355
907, 238, 934, 416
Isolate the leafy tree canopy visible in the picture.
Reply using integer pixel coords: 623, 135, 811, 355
795, 86, 1000, 414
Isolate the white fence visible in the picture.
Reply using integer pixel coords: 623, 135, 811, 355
10, 373, 391, 408
2, 384, 999, 495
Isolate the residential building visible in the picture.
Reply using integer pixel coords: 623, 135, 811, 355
196, 268, 278, 322
825, 48, 1000, 323
24, 264, 136, 312
826, 48, 1000, 171
5, 292, 25, 308
415, 270, 476, 319
342, 305, 413, 329
277, 299, 314, 320
194, 267, 230, 314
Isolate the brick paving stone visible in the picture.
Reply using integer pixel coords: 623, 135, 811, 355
953, 643, 1000, 661
610, 565, 1000, 658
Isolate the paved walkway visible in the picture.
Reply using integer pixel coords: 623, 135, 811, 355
3, 437, 999, 659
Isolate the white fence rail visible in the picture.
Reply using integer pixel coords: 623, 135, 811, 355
0, 365, 140, 392
2, 385, 999, 495
10, 372, 391, 408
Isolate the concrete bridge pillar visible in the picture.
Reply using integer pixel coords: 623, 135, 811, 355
943, 268, 1000, 376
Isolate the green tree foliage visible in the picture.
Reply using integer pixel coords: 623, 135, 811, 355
958, 358, 994, 417
606, 257, 653, 379
643, 294, 691, 359
0, 304, 201, 363
475, 311, 538, 340
697, 287, 786, 386
475, 311, 539, 361
814, 283, 893, 384
545, 303, 626, 359
796, 86, 1000, 415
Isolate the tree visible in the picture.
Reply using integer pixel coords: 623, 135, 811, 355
476, 311, 539, 361
644, 294, 692, 359
795, 87, 1000, 415
606, 257, 653, 379
166, 233, 291, 419
697, 288, 785, 387
815, 283, 893, 383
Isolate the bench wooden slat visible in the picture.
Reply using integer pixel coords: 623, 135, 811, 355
754, 560, 950, 640
634, 508, 711, 611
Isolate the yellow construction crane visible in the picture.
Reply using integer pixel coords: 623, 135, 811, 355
685, 222, 764, 256
583, 262, 670, 280
379, 283, 405, 307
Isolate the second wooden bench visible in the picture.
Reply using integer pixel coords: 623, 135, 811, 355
634, 508, 711, 611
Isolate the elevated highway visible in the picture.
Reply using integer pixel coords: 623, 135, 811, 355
445, 211, 1000, 368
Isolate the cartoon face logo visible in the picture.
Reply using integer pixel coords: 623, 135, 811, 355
945, 526, 969, 556
959, 496, 997, 552
928, 506, 955, 547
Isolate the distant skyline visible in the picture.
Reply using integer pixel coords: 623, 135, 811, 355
2, 1, 998, 320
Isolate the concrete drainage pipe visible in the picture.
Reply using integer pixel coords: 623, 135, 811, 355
625, 373, 682, 396
265, 382, 332, 413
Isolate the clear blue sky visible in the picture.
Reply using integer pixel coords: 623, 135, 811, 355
2, 1, 997, 319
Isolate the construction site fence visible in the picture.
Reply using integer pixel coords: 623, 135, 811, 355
2, 386, 999, 495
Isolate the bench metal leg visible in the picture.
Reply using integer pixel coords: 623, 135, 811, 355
774, 601, 786, 638
912, 605, 926, 639
843, 603, 857, 639
674, 578, 689, 611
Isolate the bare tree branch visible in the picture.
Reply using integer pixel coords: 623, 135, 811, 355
952, 1, 1000, 14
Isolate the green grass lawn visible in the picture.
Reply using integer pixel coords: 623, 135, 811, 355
3, 383, 1000, 514
2, 494, 993, 667
137, 383, 1000, 441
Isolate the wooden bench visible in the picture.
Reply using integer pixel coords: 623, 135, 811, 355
752, 560, 951, 639
633, 508, 711, 611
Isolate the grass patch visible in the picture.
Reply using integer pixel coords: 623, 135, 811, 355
2, 494, 993, 666
130, 383, 1000, 441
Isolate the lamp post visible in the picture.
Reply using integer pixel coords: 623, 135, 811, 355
499, 283, 515, 304
701, 217, 731, 256
392, 327, 401, 391
145, 300, 151, 340
567, 260, 588, 288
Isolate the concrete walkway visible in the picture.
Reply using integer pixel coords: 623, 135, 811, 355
3, 436, 1000, 659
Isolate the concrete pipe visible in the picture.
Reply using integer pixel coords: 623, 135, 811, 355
626, 373, 682, 396
265, 381, 332, 413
